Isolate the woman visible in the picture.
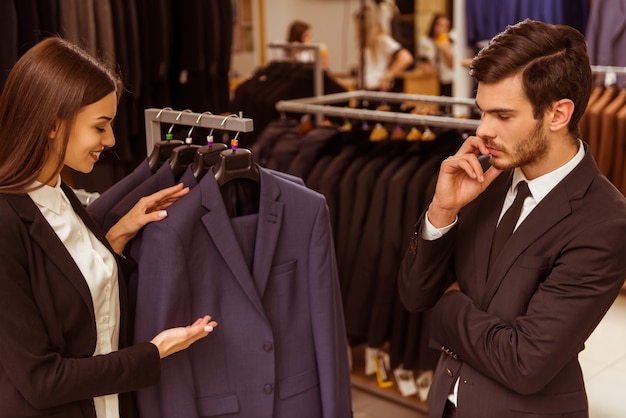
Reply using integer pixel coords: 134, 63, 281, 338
285, 20, 329, 69
419, 13, 454, 99
0, 37, 217, 418
354, 1, 414, 91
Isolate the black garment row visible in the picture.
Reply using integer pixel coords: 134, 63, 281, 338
231, 61, 348, 149
251, 118, 466, 370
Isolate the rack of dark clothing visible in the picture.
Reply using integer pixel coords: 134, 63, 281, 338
250, 92, 480, 378
580, 65, 626, 198
230, 45, 347, 149
267, 41, 326, 127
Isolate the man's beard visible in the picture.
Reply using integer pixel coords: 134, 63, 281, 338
492, 119, 549, 171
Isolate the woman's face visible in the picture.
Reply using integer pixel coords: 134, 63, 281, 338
301, 28, 312, 44
42, 92, 117, 184
434, 17, 451, 37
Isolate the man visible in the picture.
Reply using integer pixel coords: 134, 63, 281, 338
398, 19, 626, 418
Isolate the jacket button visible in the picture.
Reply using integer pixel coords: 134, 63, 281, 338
263, 342, 273, 352
445, 368, 453, 377
264, 384, 273, 394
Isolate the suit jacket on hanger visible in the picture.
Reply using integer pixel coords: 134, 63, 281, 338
132, 167, 352, 418
398, 144, 626, 417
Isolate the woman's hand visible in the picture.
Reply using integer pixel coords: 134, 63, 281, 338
151, 315, 218, 359
105, 183, 190, 254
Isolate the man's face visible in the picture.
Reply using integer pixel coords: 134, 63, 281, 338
475, 74, 549, 171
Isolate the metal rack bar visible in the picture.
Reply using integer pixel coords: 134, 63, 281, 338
144, 108, 254, 155
591, 65, 626, 75
275, 90, 480, 130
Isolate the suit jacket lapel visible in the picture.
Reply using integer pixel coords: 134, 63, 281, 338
4, 192, 94, 314
252, 169, 284, 298
480, 149, 597, 309
199, 173, 267, 319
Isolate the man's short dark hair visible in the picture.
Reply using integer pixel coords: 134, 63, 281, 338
470, 19, 592, 137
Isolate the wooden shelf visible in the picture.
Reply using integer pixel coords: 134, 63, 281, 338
350, 344, 429, 415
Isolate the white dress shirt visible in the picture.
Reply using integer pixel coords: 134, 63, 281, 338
28, 177, 121, 418
422, 141, 586, 407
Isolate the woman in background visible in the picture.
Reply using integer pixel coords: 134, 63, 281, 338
354, 1, 414, 91
419, 13, 454, 99
286, 19, 329, 69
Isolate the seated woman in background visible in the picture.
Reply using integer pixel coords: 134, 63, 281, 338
286, 20, 329, 69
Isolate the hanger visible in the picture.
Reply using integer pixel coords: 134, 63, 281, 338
190, 113, 228, 180
369, 122, 389, 141
169, 113, 202, 179
147, 108, 188, 173
214, 115, 260, 187
406, 126, 423, 141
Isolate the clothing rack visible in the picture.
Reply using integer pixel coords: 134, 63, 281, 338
591, 65, 626, 76
267, 42, 323, 97
267, 42, 325, 125
275, 90, 480, 131
591, 65, 626, 87
144, 108, 254, 154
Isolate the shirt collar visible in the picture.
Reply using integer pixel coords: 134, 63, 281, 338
511, 139, 585, 203
27, 175, 66, 215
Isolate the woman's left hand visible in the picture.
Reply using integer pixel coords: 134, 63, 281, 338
105, 183, 190, 254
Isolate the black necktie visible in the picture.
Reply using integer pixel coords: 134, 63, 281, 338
489, 181, 531, 268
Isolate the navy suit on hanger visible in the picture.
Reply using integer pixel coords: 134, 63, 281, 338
132, 167, 352, 418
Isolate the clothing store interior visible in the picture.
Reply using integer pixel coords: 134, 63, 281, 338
3, 0, 626, 417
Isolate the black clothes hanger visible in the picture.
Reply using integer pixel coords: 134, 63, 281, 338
213, 146, 260, 186
214, 144, 261, 218
190, 135, 228, 181
213, 114, 260, 186
148, 139, 184, 173
169, 144, 201, 179
169, 124, 203, 179
213, 117, 261, 217
147, 108, 191, 173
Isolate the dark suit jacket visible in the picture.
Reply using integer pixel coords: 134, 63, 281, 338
87, 159, 152, 230
133, 167, 352, 418
399, 146, 626, 417
0, 183, 160, 418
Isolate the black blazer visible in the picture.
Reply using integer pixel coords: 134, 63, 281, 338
0, 182, 160, 418
399, 145, 626, 417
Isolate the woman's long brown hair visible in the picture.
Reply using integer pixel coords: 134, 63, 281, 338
0, 37, 122, 194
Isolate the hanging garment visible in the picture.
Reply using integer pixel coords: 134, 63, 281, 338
132, 167, 352, 418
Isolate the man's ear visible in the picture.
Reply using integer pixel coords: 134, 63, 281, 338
548, 99, 574, 132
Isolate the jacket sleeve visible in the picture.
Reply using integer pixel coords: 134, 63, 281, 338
397, 215, 457, 312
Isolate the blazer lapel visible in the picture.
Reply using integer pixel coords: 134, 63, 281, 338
480, 148, 597, 309
4, 192, 94, 314
252, 169, 284, 298
199, 173, 267, 319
